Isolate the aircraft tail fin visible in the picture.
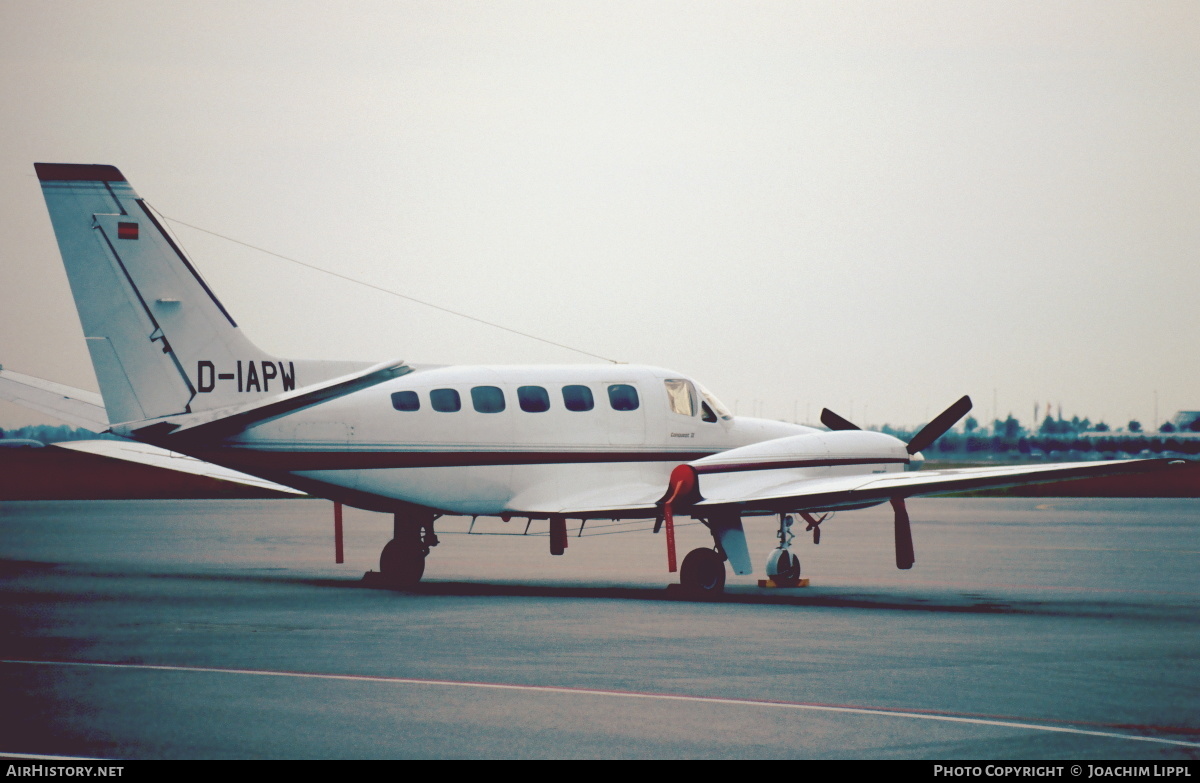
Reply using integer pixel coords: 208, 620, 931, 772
36, 163, 371, 426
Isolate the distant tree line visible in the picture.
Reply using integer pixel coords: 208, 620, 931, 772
881, 414, 1200, 460
0, 425, 120, 444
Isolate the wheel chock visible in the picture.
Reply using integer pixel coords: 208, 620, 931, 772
757, 577, 810, 588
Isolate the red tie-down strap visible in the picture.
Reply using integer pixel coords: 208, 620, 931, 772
660, 464, 698, 573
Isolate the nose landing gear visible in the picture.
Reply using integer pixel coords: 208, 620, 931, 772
764, 514, 803, 587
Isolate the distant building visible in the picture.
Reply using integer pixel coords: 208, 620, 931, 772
1171, 411, 1200, 431
1079, 410, 1200, 442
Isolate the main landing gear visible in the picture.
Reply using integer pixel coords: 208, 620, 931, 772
679, 547, 726, 595
379, 510, 439, 589
677, 510, 749, 597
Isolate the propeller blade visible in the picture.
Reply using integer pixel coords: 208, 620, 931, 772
820, 408, 861, 431
890, 496, 915, 570
906, 395, 973, 455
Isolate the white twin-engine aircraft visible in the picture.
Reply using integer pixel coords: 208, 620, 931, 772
1, 163, 1177, 595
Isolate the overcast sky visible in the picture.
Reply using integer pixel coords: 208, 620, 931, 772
1, 1, 1197, 431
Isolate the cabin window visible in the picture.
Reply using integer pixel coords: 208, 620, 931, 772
562, 384, 594, 412
430, 388, 461, 412
471, 385, 506, 413
608, 384, 640, 412
391, 391, 420, 412
518, 385, 550, 413
664, 379, 697, 417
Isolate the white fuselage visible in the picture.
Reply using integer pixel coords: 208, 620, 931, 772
191, 363, 856, 516
182, 367, 787, 513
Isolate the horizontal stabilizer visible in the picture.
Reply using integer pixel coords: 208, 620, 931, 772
55, 440, 305, 494
0, 368, 109, 431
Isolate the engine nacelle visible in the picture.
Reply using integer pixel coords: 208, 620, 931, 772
692, 429, 909, 475
681, 430, 911, 511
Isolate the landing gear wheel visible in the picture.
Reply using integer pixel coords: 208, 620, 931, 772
379, 538, 426, 590
766, 547, 801, 588
680, 548, 727, 596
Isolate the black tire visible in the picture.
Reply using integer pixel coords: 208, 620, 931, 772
379, 538, 426, 589
679, 548, 726, 596
771, 550, 801, 588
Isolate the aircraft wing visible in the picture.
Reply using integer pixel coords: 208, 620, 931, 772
54, 440, 305, 495
0, 368, 108, 431
691, 458, 1181, 514
525, 457, 1180, 519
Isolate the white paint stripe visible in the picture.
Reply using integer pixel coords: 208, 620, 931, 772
5, 659, 1198, 749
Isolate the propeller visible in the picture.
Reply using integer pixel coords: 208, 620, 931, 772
890, 497, 915, 570
820, 408, 861, 431
891, 395, 972, 570
905, 395, 973, 455
821, 395, 972, 570
825, 398, 974, 569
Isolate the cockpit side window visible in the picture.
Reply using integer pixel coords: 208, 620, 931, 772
695, 381, 733, 421
664, 379, 697, 417
701, 401, 718, 423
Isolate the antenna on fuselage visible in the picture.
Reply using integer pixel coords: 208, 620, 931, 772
148, 205, 623, 364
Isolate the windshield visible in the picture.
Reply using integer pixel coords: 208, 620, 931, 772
694, 381, 733, 420
663, 379, 697, 416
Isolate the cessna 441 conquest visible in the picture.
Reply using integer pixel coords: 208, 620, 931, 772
0, 163, 1177, 595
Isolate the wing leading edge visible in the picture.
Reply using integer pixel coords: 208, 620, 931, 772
689, 458, 1182, 514
531, 458, 1182, 520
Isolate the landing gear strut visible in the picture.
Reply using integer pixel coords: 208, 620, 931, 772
765, 514, 802, 587
379, 510, 438, 589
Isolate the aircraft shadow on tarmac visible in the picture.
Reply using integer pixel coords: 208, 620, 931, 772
279, 575, 1200, 620
3, 559, 1190, 620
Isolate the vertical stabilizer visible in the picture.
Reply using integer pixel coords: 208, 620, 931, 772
36, 163, 370, 426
